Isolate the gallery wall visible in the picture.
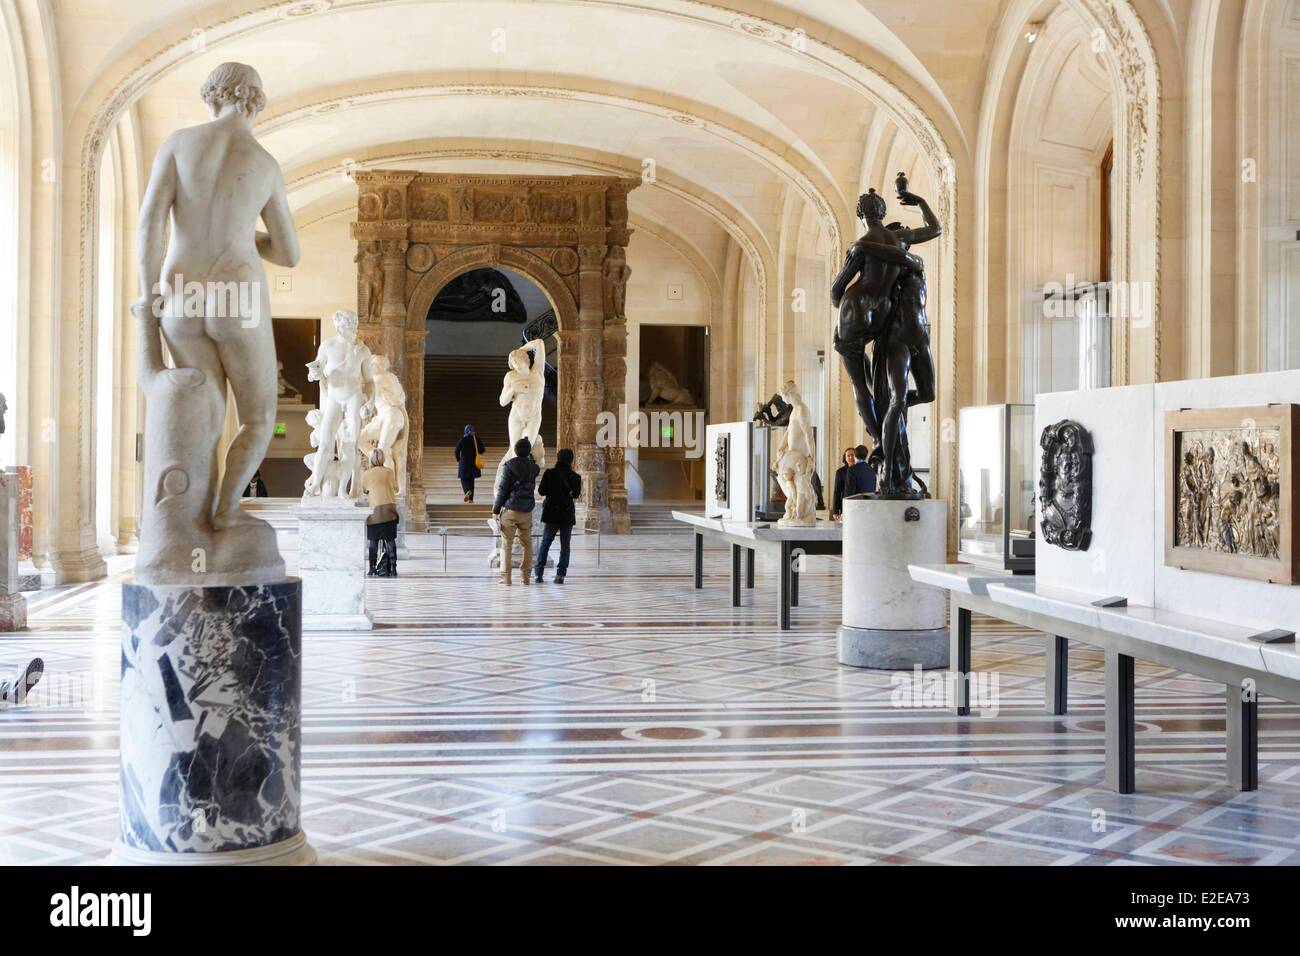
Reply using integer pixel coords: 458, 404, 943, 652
1035, 369, 1300, 633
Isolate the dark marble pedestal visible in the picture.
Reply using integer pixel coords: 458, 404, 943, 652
109, 579, 315, 865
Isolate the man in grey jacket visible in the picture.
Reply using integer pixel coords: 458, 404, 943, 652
493, 438, 541, 586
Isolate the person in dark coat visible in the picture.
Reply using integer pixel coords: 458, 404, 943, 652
534, 447, 582, 584
493, 437, 541, 586
454, 425, 486, 502
844, 443, 877, 498
830, 447, 857, 519
242, 468, 269, 498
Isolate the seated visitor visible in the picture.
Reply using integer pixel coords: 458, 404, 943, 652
362, 449, 399, 577
493, 437, 541, 587
534, 447, 583, 584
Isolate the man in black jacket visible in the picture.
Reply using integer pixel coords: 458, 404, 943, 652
844, 443, 877, 498
493, 437, 541, 586
534, 448, 582, 584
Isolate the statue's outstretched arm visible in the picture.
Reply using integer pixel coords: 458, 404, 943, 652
256, 165, 301, 268
896, 192, 942, 244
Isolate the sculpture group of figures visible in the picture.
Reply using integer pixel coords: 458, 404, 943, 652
831, 172, 939, 499
303, 308, 409, 502
1175, 431, 1281, 559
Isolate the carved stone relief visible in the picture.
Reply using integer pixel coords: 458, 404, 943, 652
1038, 419, 1094, 552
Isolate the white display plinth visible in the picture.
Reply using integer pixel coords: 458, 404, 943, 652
293, 499, 373, 630
838, 497, 947, 669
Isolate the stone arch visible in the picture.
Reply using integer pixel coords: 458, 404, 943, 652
975, 0, 1164, 395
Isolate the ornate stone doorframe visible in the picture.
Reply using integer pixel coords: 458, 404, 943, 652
351, 171, 639, 532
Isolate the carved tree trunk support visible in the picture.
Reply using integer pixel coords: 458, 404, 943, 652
576, 244, 611, 532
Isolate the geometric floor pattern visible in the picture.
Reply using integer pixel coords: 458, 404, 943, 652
3, 531, 1300, 865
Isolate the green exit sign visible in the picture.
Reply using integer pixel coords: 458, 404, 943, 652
274, 422, 287, 437
660, 423, 674, 439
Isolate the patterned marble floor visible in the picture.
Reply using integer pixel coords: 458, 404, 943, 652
3, 531, 1300, 865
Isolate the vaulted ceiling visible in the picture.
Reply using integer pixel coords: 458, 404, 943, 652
51, 0, 1006, 269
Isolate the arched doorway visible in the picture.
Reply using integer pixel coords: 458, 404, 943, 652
350, 171, 639, 532
422, 266, 559, 491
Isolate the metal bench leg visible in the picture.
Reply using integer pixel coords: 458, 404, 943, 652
745, 548, 755, 588
950, 599, 971, 716
693, 532, 703, 589
791, 562, 800, 607
778, 541, 791, 630
1105, 648, 1136, 793
1226, 681, 1259, 792
1046, 635, 1069, 716
730, 543, 742, 608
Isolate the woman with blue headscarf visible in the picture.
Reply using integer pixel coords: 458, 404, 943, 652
454, 424, 486, 502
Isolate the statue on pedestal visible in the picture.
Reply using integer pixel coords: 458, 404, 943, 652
773, 381, 817, 527
304, 308, 374, 499
359, 355, 409, 497
500, 338, 547, 467
117, 61, 314, 867
830, 172, 940, 498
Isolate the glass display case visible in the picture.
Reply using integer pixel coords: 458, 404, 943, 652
957, 404, 1036, 573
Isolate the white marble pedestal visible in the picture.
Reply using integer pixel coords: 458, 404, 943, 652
294, 499, 373, 630
0, 469, 26, 631
110, 579, 315, 865
838, 497, 948, 669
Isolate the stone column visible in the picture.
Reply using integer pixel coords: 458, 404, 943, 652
354, 240, 384, 357
575, 245, 610, 532
0, 468, 27, 630
602, 316, 631, 533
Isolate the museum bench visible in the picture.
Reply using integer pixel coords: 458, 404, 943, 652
672, 512, 842, 629
911, 563, 1300, 794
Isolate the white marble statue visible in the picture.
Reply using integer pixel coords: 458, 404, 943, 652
276, 361, 301, 401
358, 355, 409, 497
304, 308, 373, 499
645, 361, 696, 406
131, 61, 299, 584
774, 380, 817, 527
500, 338, 547, 466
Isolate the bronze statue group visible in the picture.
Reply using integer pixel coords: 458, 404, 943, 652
831, 173, 939, 499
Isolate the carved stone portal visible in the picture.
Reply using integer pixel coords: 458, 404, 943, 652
351, 171, 639, 532
1038, 419, 1093, 552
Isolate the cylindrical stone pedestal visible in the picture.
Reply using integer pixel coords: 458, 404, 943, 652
111, 579, 315, 865
294, 499, 373, 630
838, 498, 948, 669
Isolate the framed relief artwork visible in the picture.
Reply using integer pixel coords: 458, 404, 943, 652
1164, 404, 1298, 584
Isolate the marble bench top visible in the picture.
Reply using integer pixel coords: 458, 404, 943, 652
984, 579, 1300, 684
908, 563, 1024, 597
671, 511, 844, 543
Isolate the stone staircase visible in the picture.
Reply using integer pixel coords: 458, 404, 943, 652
628, 501, 698, 532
